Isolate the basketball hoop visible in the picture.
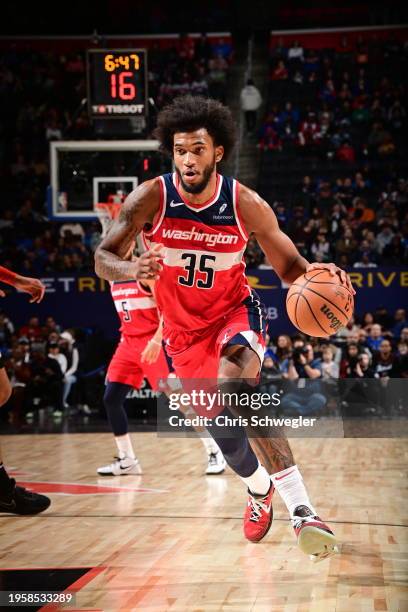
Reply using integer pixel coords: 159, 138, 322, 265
95, 201, 146, 254
95, 202, 122, 237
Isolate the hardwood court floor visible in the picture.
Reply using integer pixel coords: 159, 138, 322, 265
0, 434, 407, 611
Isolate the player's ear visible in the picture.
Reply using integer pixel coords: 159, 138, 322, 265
215, 145, 224, 163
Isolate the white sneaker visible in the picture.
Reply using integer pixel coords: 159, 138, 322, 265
205, 451, 226, 475
97, 456, 142, 476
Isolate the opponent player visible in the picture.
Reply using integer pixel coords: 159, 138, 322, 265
0, 265, 51, 514
95, 96, 354, 561
97, 244, 226, 476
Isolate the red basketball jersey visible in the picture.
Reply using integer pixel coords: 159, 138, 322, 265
143, 173, 252, 331
110, 280, 159, 337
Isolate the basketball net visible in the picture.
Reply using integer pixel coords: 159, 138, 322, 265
95, 202, 122, 238
95, 202, 147, 254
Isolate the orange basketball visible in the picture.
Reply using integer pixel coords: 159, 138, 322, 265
286, 270, 354, 337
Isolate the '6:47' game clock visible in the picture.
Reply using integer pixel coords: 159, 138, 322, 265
87, 49, 148, 119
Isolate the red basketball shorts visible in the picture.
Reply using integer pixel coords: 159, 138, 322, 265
107, 334, 172, 390
164, 294, 267, 380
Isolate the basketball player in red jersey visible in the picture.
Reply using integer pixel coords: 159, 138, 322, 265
95, 96, 354, 561
0, 265, 51, 514
97, 265, 226, 476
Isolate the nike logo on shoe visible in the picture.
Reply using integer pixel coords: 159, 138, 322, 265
119, 461, 138, 471
0, 499, 16, 511
169, 200, 184, 207
274, 469, 296, 480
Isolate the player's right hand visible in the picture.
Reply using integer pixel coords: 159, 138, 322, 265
14, 275, 45, 303
135, 243, 166, 280
141, 338, 162, 364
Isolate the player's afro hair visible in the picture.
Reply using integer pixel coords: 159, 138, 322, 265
153, 95, 237, 161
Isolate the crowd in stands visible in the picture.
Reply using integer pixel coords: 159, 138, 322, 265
260, 307, 407, 416
0, 311, 113, 423
252, 35, 408, 269
262, 36, 407, 159
1, 306, 406, 423
246, 170, 408, 268
152, 35, 232, 107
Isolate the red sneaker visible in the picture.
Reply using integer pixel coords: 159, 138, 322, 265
292, 506, 338, 562
243, 482, 274, 542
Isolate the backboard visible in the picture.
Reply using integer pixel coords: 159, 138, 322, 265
48, 140, 171, 221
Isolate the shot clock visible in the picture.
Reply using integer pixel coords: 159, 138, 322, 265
87, 49, 148, 119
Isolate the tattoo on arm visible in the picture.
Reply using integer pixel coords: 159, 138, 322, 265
249, 437, 294, 473
94, 179, 159, 281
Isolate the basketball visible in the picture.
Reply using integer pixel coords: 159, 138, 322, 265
286, 270, 354, 337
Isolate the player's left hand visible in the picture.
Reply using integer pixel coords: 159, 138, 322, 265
306, 262, 355, 295
14, 275, 46, 303
141, 338, 162, 364
0, 289, 5, 298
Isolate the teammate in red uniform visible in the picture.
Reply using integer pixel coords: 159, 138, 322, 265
98, 247, 225, 476
0, 265, 51, 514
95, 96, 354, 561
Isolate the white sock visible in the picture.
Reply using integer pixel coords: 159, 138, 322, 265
241, 463, 271, 496
115, 434, 136, 460
200, 437, 221, 455
271, 465, 316, 518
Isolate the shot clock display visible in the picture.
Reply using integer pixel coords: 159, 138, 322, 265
87, 49, 148, 118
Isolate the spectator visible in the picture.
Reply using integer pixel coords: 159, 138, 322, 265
375, 225, 395, 254
287, 40, 304, 65
373, 339, 397, 378
274, 334, 292, 365
26, 350, 64, 416
321, 346, 339, 380
240, 79, 262, 134
18, 317, 43, 342
280, 344, 326, 415
59, 330, 79, 409
17, 338, 31, 364
391, 309, 407, 338
42, 316, 62, 338
361, 312, 375, 331
382, 235, 406, 265
271, 60, 288, 81
283, 343, 322, 380
368, 122, 395, 156
260, 353, 281, 395
397, 341, 408, 357
278, 101, 299, 126
298, 112, 321, 149
310, 232, 331, 262
48, 341, 67, 377
353, 253, 378, 268
336, 139, 356, 162
336, 228, 358, 259
366, 324, 385, 352
400, 328, 408, 344
354, 352, 375, 378
340, 343, 360, 378
259, 126, 282, 152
